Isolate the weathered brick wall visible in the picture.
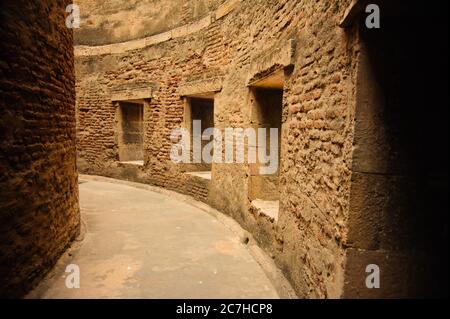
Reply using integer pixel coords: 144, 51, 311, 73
75, 18, 224, 200
0, 1, 80, 298
76, 0, 449, 298
74, 0, 227, 45
75, 0, 357, 298
209, 0, 359, 298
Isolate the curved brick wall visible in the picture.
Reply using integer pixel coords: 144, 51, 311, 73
75, 0, 227, 45
0, 1, 80, 297
75, 0, 357, 298
75, 0, 448, 298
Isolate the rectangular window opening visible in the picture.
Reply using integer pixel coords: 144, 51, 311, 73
248, 86, 283, 222
184, 97, 215, 180
117, 102, 144, 165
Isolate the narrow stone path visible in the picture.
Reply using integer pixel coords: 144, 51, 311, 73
28, 178, 279, 299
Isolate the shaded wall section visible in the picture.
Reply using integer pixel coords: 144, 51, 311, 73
345, 1, 449, 298
0, 1, 80, 298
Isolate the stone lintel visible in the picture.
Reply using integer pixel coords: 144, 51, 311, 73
111, 88, 153, 102
246, 39, 296, 86
178, 77, 223, 97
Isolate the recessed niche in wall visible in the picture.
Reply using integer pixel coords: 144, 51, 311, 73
116, 102, 144, 165
248, 70, 284, 222
183, 97, 215, 180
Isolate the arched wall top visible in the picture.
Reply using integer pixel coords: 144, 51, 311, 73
74, 0, 241, 57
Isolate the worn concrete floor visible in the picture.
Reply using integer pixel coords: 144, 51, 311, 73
28, 178, 279, 299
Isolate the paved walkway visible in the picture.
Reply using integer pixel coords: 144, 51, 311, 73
28, 178, 280, 299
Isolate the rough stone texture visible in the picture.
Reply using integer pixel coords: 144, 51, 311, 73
344, 1, 449, 298
0, 1, 80, 298
75, 0, 357, 299
74, 0, 227, 45
75, 0, 448, 298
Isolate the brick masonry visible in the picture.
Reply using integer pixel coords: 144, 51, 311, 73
0, 1, 80, 297
75, 0, 357, 298
75, 0, 448, 298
